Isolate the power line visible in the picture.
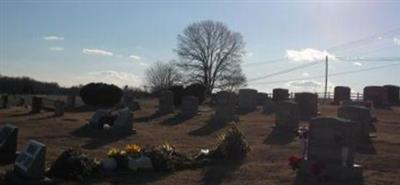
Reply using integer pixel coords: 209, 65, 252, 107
247, 60, 322, 82
248, 62, 400, 85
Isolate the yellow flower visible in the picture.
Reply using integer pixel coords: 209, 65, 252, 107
125, 144, 142, 154
119, 150, 127, 156
107, 148, 120, 157
162, 141, 174, 152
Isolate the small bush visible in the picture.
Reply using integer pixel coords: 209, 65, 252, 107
80, 83, 122, 108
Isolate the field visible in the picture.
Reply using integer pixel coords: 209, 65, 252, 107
1, 98, 400, 185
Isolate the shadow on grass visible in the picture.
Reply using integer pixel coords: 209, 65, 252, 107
70, 125, 133, 150
65, 105, 98, 113
89, 171, 171, 185
28, 114, 59, 121
201, 158, 244, 185
7, 112, 33, 117
160, 113, 196, 126
264, 127, 296, 145
134, 111, 166, 122
189, 117, 228, 136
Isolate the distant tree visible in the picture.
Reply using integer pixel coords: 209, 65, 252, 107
145, 61, 182, 93
218, 66, 247, 91
176, 20, 247, 94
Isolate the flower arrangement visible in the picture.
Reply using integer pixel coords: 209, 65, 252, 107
211, 125, 250, 159
288, 155, 302, 170
125, 144, 142, 157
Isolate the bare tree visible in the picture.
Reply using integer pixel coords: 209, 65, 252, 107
145, 61, 182, 93
176, 20, 246, 94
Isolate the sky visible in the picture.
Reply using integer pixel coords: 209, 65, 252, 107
1, 0, 400, 93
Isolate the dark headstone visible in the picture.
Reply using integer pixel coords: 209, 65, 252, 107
383, 85, 400, 106
54, 101, 65, 116
181, 96, 199, 117
294, 92, 318, 121
363, 86, 388, 108
275, 101, 299, 131
67, 95, 76, 108
31, 97, 42, 114
257, 92, 268, 106
263, 99, 276, 114
1, 95, 9, 108
272, 88, 289, 102
338, 105, 373, 142
334, 86, 351, 104
0, 124, 18, 163
238, 88, 258, 111
158, 90, 174, 114
14, 140, 46, 179
214, 91, 236, 123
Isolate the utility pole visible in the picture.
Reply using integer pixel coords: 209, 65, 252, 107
324, 55, 328, 104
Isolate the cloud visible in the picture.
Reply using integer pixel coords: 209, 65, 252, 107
286, 48, 336, 62
394, 37, 400, 46
129, 55, 141, 60
302, 72, 310, 77
82, 70, 143, 87
286, 80, 334, 92
82, 48, 113, 56
139, 62, 149, 67
353, 62, 362, 66
49, 46, 64, 51
43, 36, 64, 41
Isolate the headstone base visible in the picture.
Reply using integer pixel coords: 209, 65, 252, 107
295, 160, 363, 185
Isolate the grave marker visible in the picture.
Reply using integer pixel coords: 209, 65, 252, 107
14, 140, 46, 179
334, 86, 351, 104
383, 85, 400, 106
31, 96, 42, 113
273, 88, 289, 102
238, 88, 258, 111
275, 101, 299, 131
181, 96, 199, 117
0, 124, 18, 162
214, 91, 236, 123
54, 100, 65, 116
158, 90, 174, 114
338, 105, 372, 142
294, 92, 318, 121
364, 86, 388, 107
257, 92, 268, 106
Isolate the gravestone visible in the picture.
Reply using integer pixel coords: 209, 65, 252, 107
158, 90, 174, 114
273, 88, 289, 102
263, 99, 276, 114
88, 109, 110, 129
14, 140, 46, 179
334, 86, 351, 104
338, 105, 372, 142
364, 86, 388, 108
0, 124, 18, 163
31, 96, 43, 113
296, 117, 363, 183
112, 107, 134, 133
257, 92, 268, 106
54, 101, 65, 116
122, 93, 141, 111
17, 97, 25, 107
181, 96, 199, 117
294, 92, 318, 121
275, 101, 299, 131
383, 85, 400, 106
1, 95, 8, 109
66, 95, 76, 108
238, 88, 258, 111
214, 91, 236, 123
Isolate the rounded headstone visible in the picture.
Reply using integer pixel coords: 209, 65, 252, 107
273, 88, 289, 102
383, 85, 400, 106
238, 88, 258, 111
294, 92, 318, 121
363, 86, 388, 108
334, 86, 351, 104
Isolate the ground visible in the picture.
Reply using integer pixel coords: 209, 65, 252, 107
0, 98, 399, 185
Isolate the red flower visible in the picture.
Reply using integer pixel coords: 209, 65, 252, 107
289, 155, 301, 170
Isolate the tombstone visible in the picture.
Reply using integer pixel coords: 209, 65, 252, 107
181, 96, 199, 117
66, 95, 76, 108
88, 109, 110, 129
17, 97, 25, 107
238, 89, 258, 111
257, 92, 268, 106
214, 91, 236, 123
296, 117, 363, 183
158, 90, 174, 114
14, 140, 46, 179
272, 88, 289, 102
263, 99, 276, 114
334, 86, 351, 104
1, 94, 8, 109
112, 107, 134, 133
31, 96, 43, 113
383, 85, 400, 106
338, 105, 373, 142
294, 92, 318, 121
275, 101, 299, 131
54, 101, 65, 116
0, 124, 18, 163
363, 86, 388, 108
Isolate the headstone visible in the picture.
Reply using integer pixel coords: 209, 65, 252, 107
263, 99, 276, 114
383, 85, 400, 106
294, 92, 318, 121
17, 97, 25, 107
88, 109, 110, 129
272, 88, 289, 102
181, 96, 199, 117
54, 101, 65, 116
275, 101, 299, 131
1, 95, 8, 109
122, 93, 140, 111
31, 96, 42, 113
238, 88, 258, 111
0, 124, 18, 162
338, 105, 372, 142
214, 91, 236, 123
66, 95, 76, 108
296, 117, 363, 183
334, 86, 351, 104
14, 140, 46, 179
158, 90, 174, 114
112, 107, 134, 133
363, 86, 388, 108
257, 92, 268, 106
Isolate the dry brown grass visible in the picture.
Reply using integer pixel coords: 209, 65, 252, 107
0, 99, 399, 185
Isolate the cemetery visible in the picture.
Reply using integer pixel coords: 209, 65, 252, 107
0, 84, 399, 185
